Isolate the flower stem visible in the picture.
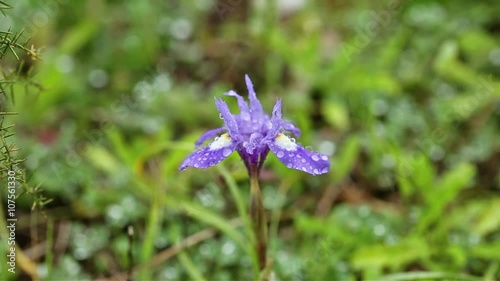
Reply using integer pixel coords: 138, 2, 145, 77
249, 169, 267, 272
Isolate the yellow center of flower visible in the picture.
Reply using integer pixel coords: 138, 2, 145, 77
275, 133, 297, 151
209, 133, 232, 150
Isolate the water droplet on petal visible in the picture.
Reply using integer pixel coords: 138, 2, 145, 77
321, 167, 328, 173
219, 113, 224, 119
321, 155, 328, 161
223, 148, 232, 157
241, 112, 251, 121
313, 169, 319, 174
301, 158, 306, 163
287, 163, 293, 168
194, 164, 199, 168
312, 155, 320, 161
276, 151, 284, 158
302, 167, 307, 172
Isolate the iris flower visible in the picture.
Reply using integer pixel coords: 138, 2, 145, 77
179, 75, 330, 176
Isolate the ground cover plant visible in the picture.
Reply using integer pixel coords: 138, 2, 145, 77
0, 0, 499, 280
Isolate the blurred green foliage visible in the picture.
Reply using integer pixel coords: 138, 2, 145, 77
1, 0, 499, 280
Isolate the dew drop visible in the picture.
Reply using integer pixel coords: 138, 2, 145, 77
241, 112, 251, 121
321, 155, 328, 161
301, 158, 306, 163
374, 224, 386, 236
223, 148, 232, 157
287, 163, 293, 168
302, 167, 307, 172
321, 167, 328, 173
219, 113, 224, 119
313, 169, 319, 174
194, 164, 199, 168
312, 155, 319, 161
277, 151, 285, 158
221, 241, 236, 255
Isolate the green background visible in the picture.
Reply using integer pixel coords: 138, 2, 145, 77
1, 0, 499, 280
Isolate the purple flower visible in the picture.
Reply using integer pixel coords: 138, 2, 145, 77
179, 75, 330, 175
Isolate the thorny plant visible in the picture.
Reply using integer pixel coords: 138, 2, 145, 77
0, 0, 48, 211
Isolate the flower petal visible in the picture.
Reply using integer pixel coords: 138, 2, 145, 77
268, 133, 330, 175
179, 134, 237, 171
281, 120, 301, 137
195, 127, 226, 148
262, 99, 283, 142
245, 74, 264, 115
271, 98, 282, 119
224, 90, 251, 121
243, 133, 263, 154
214, 98, 241, 141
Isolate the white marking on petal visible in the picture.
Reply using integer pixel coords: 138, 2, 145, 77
209, 134, 232, 150
275, 134, 297, 151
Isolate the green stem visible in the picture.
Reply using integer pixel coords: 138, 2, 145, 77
249, 168, 267, 271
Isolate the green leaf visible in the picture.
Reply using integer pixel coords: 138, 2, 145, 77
178, 251, 208, 281
332, 135, 360, 182
417, 162, 476, 233
84, 145, 120, 174
322, 99, 350, 131
474, 198, 500, 236
351, 237, 429, 271
377, 271, 482, 281
174, 200, 252, 258
60, 20, 100, 54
